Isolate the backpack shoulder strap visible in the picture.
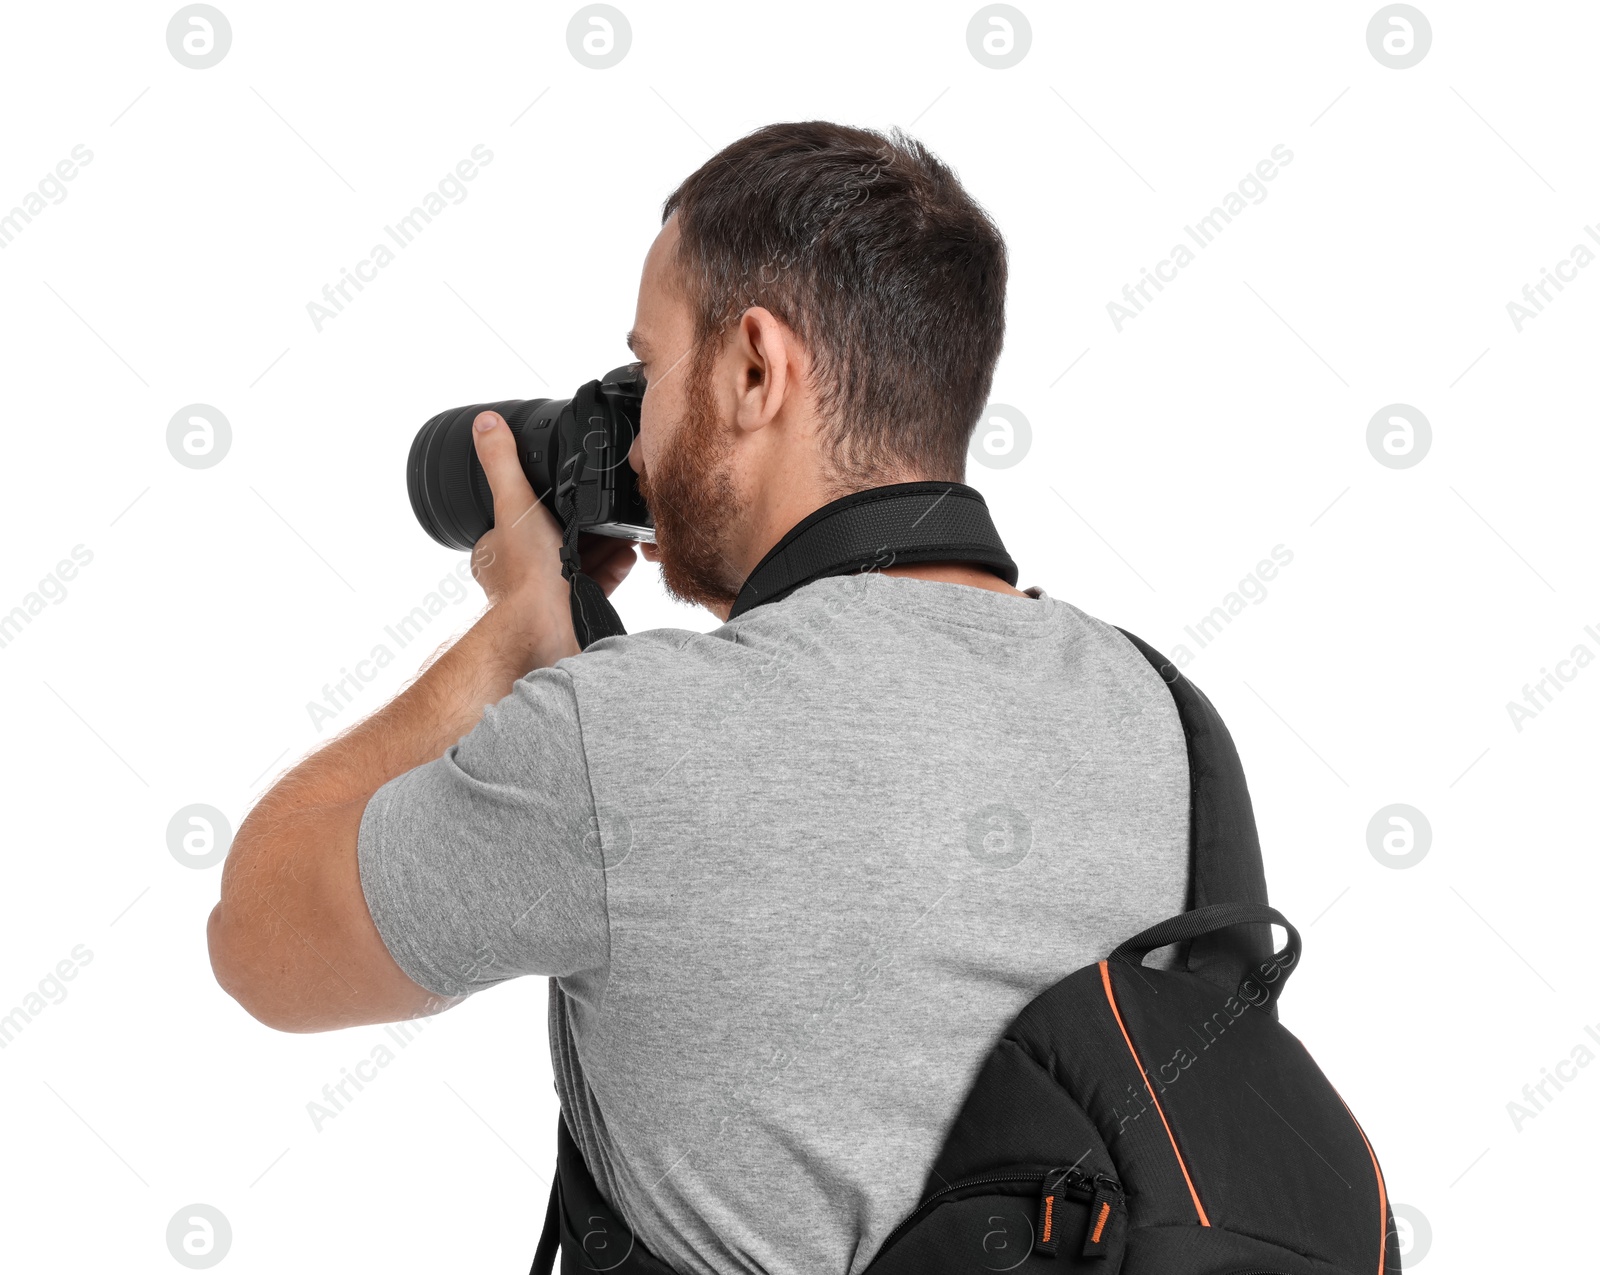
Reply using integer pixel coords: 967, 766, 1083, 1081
1115, 628, 1276, 1009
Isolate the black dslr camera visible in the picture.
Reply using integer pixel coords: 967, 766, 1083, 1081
407, 363, 655, 551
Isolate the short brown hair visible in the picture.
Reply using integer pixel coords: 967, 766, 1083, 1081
662, 121, 1007, 482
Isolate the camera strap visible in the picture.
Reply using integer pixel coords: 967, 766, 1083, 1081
728, 481, 1017, 619
555, 380, 629, 649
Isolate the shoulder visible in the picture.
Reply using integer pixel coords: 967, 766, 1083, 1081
1015, 594, 1187, 736
549, 584, 876, 722
1060, 599, 1167, 670
1021, 592, 1172, 678
556, 580, 863, 677
549, 620, 755, 707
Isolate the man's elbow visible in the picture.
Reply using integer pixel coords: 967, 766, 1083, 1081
206, 902, 319, 1034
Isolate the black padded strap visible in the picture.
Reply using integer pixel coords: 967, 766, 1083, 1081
556, 380, 627, 650
728, 483, 1016, 619
1114, 629, 1275, 1009
530, 1177, 560, 1275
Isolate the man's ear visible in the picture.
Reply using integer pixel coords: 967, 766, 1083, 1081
732, 306, 795, 433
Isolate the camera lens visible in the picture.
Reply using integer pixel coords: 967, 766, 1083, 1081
407, 398, 564, 551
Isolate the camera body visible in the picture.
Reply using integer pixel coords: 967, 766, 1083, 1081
408, 363, 654, 552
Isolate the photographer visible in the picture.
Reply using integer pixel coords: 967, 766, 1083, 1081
207, 121, 1192, 1274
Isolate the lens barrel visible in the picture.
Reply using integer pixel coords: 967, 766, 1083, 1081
407, 398, 565, 551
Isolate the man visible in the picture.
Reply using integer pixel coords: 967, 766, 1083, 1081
207, 121, 1191, 1274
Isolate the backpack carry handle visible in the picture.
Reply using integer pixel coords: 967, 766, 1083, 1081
1111, 902, 1302, 1009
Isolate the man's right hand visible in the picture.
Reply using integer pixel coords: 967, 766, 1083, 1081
469, 409, 571, 617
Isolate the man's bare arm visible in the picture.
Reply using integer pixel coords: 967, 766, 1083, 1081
205, 410, 633, 1032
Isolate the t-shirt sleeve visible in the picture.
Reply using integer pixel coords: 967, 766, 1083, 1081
356, 665, 609, 999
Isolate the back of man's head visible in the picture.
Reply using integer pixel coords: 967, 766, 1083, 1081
662, 121, 1008, 483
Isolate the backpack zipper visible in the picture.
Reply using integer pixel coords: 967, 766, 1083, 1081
1038, 1166, 1124, 1258
876, 1169, 1048, 1255
875, 1164, 1123, 1260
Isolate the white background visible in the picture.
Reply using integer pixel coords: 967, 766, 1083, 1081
1, 1, 1595, 1269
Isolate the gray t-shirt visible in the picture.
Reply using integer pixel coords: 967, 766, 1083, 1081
358, 571, 1191, 1275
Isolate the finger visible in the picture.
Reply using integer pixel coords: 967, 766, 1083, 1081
582, 538, 636, 591
595, 549, 636, 594
472, 411, 537, 527
578, 532, 630, 568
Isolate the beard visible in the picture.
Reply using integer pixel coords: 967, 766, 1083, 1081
634, 343, 748, 613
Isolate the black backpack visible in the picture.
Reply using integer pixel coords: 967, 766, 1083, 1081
533, 485, 1399, 1275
